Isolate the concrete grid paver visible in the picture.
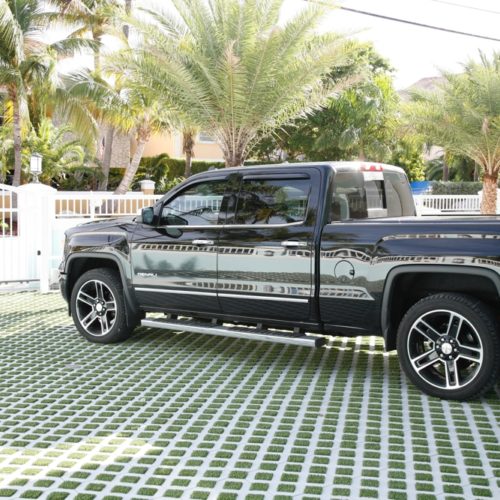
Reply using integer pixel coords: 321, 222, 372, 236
0, 291, 498, 500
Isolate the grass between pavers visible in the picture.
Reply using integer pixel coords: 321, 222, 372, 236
0, 291, 497, 499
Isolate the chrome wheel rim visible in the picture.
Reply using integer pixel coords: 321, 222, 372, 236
407, 309, 483, 391
76, 280, 117, 336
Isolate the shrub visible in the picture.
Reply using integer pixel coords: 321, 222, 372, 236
430, 182, 484, 195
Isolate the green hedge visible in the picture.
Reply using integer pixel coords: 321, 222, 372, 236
58, 156, 279, 191
430, 181, 485, 195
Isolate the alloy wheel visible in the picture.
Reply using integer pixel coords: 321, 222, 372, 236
407, 309, 483, 390
75, 279, 117, 337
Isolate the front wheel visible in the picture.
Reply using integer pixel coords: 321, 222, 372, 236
70, 268, 137, 343
397, 293, 500, 400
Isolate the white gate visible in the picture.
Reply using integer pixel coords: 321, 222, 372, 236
0, 183, 57, 289
0, 184, 37, 287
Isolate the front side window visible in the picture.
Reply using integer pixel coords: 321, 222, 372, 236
160, 181, 226, 226
234, 178, 310, 225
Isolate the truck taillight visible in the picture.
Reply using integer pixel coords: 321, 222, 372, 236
361, 164, 384, 171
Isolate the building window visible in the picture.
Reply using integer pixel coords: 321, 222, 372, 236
198, 131, 216, 143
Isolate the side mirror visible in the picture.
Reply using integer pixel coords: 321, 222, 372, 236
141, 206, 155, 225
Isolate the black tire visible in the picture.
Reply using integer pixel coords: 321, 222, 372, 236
396, 293, 500, 400
70, 268, 137, 344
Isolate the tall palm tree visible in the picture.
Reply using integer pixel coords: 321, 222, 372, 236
112, 94, 174, 194
53, 0, 127, 186
406, 52, 500, 214
0, 0, 95, 186
53, 0, 124, 75
94, 70, 176, 194
121, 0, 352, 167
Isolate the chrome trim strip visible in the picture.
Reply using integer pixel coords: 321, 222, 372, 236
135, 287, 217, 297
134, 287, 309, 303
219, 293, 308, 303
223, 221, 305, 229
161, 221, 305, 230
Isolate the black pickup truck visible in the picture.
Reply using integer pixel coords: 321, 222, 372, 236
60, 162, 500, 400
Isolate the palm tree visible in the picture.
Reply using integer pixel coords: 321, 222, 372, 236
0, 0, 95, 186
122, 0, 352, 167
53, 0, 124, 75
53, 0, 127, 186
406, 52, 500, 214
107, 82, 176, 194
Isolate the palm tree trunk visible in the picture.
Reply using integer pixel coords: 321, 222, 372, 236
12, 92, 22, 187
223, 146, 245, 167
442, 161, 449, 182
114, 127, 150, 194
183, 130, 195, 177
92, 29, 102, 75
123, 0, 132, 38
481, 172, 497, 215
99, 127, 114, 190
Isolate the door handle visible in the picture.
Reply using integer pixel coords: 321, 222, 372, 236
193, 239, 214, 246
281, 240, 308, 248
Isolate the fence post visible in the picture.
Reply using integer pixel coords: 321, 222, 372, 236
17, 183, 56, 293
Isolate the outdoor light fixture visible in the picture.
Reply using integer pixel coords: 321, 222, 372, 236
30, 153, 42, 183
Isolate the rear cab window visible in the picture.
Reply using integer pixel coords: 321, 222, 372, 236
330, 167, 414, 222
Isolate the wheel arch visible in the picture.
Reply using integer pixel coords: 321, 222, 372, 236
64, 253, 138, 322
381, 265, 500, 351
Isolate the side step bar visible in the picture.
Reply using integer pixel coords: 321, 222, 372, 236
141, 317, 325, 348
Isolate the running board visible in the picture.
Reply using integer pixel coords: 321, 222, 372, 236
141, 318, 324, 348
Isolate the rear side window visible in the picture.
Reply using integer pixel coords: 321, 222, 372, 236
234, 178, 311, 225
384, 171, 415, 217
330, 169, 413, 221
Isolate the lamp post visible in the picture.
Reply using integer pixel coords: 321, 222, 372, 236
30, 153, 42, 183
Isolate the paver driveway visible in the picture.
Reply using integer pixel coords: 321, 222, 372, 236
0, 292, 499, 499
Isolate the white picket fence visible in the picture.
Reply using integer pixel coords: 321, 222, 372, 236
54, 191, 160, 219
1, 184, 497, 292
1, 184, 162, 291
413, 194, 482, 215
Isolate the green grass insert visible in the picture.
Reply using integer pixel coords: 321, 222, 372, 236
360, 489, 379, 498
59, 481, 80, 490
163, 490, 184, 498
20, 492, 43, 499
222, 482, 242, 490
171, 479, 190, 487
277, 484, 295, 492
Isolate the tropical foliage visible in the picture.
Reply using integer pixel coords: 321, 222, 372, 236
0, 118, 85, 184
0, 0, 494, 202
405, 52, 500, 214
252, 42, 425, 181
115, 0, 353, 167
273, 43, 397, 162
0, 0, 96, 185
24, 118, 85, 184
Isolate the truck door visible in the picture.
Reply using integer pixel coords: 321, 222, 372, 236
131, 178, 228, 314
319, 168, 415, 332
217, 171, 319, 322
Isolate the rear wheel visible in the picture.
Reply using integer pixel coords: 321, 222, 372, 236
71, 268, 137, 343
397, 293, 500, 400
